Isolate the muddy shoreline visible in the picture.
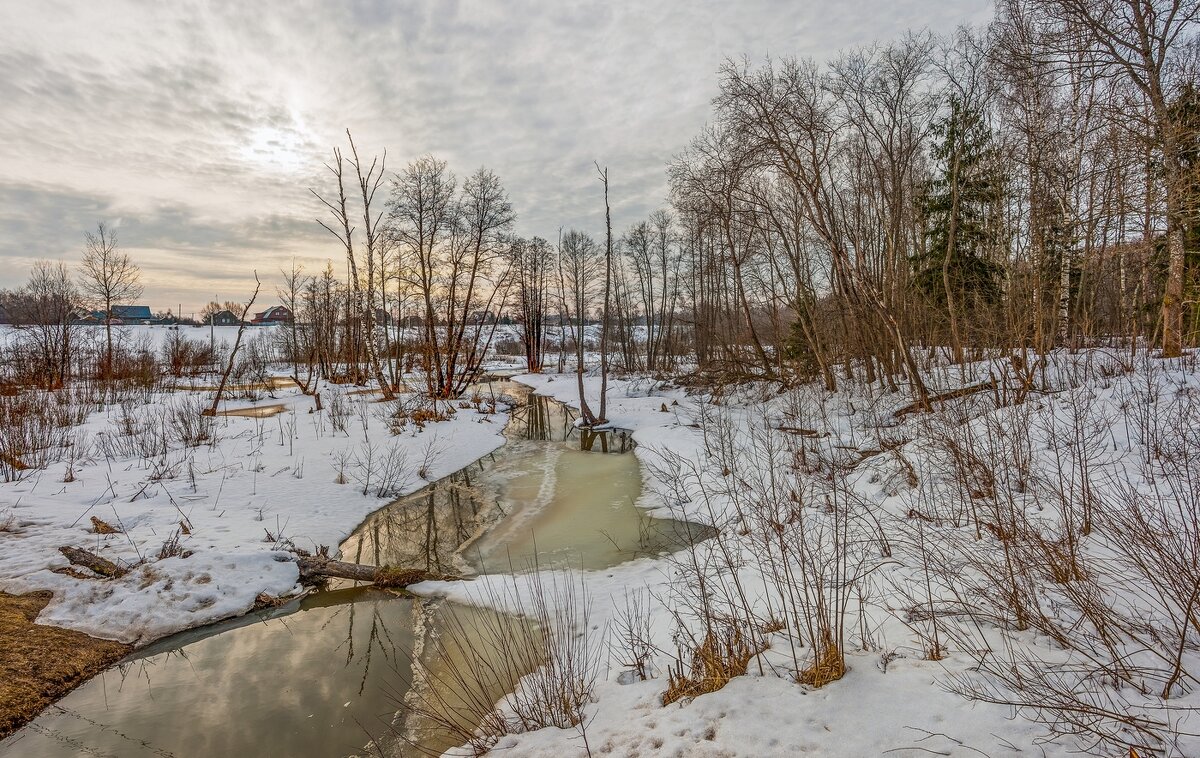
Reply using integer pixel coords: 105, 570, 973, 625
0, 591, 130, 739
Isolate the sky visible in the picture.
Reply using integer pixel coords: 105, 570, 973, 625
0, 0, 991, 315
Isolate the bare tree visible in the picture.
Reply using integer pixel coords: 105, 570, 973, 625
204, 273, 261, 417
78, 222, 142, 376
1030, 0, 1198, 355
557, 229, 601, 426
12, 261, 79, 388
344, 130, 395, 400
511, 236, 554, 372
596, 163, 614, 424
389, 158, 514, 398
311, 131, 395, 399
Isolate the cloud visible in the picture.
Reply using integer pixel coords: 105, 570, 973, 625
0, 0, 990, 309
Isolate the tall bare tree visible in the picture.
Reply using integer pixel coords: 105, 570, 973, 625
78, 222, 142, 376
596, 163, 613, 424
389, 158, 515, 398
14, 261, 79, 389
511, 236, 554, 372
311, 132, 394, 399
558, 229, 601, 425
1031, 0, 1198, 355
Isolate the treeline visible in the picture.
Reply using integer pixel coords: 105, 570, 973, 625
5, 1, 1195, 402
668, 0, 1198, 396
295, 1, 1196, 404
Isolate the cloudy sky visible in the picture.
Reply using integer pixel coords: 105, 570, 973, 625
0, 0, 990, 314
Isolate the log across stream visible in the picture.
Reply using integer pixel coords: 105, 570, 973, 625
1, 380, 711, 758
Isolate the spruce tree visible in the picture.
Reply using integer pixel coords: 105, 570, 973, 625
913, 96, 1005, 319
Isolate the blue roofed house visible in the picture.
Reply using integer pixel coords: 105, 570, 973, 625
92, 305, 155, 324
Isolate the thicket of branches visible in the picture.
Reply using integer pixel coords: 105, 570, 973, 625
666, 1, 1198, 391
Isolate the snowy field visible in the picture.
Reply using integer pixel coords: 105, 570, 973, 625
2, 325, 1198, 756
0, 327, 510, 643
421, 353, 1200, 757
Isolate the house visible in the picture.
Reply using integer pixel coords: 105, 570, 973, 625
206, 309, 242, 327
251, 305, 293, 325
70, 308, 99, 325
91, 305, 154, 324
373, 307, 394, 327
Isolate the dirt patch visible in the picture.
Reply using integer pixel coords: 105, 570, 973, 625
0, 590, 130, 739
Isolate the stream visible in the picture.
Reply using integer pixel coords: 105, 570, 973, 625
0, 380, 709, 758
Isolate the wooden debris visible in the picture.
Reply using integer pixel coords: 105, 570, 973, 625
294, 555, 456, 588
894, 378, 997, 417
58, 547, 129, 579
775, 426, 828, 438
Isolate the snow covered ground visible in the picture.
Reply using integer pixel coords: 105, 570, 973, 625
3, 326, 1198, 756
419, 352, 1200, 757
0, 364, 508, 644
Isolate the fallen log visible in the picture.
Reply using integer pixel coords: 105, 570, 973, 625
775, 426, 828, 438
894, 378, 997, 417
58, 547, 129, 578
294, 555, 457, 588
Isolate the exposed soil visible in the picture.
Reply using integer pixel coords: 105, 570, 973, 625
0, 590, 130, 739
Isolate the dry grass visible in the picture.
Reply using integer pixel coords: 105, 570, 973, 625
0, 590, 130, 739
796, 638, 846, 688
88, 516, 119, 535
662, 625, 759, 706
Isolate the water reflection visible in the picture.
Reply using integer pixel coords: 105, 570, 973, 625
342, 383, 700, 574
0, 380, 712, 758
0, 588, 529, 758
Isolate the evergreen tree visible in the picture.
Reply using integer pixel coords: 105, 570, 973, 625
913, 96, 1005, 315
1171, 83, 1200, 341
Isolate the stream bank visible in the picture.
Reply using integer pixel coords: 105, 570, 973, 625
0, 379, 709, 757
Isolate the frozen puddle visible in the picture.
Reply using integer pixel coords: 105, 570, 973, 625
217, 402, 287, 418
0, 381, 710, 758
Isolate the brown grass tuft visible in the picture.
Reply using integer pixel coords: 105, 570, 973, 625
89, 516, 119, 535
662, 625, 759, 706
797, 637, 846, 688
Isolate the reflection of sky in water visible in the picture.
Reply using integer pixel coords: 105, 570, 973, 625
3, 587, 421, 757
3, 591, 528, 758
1, 384, 711, 758
342, 384, 704, 575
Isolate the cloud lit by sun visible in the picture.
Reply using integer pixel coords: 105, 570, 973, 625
237, 123, 316, 174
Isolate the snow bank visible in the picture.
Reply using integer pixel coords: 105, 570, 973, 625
417, 354, 1200, 757
0, 375, 507, 644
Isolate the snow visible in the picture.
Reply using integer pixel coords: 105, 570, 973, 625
412, 353, 1200, 757
0, 327, 509, 644
3, 327, 1198, 756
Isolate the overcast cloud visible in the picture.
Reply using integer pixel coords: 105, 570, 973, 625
0, 0, 990, 313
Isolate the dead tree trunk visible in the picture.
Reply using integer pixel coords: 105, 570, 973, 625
294, 555, 456, 587
58, 547, 129, 578
204, 274, 261, 417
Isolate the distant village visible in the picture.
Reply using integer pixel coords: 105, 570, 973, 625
0, 303, 297, 328
0, 302, 552, 329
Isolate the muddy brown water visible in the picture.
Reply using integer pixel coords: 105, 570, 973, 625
0, 381, 710, 758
